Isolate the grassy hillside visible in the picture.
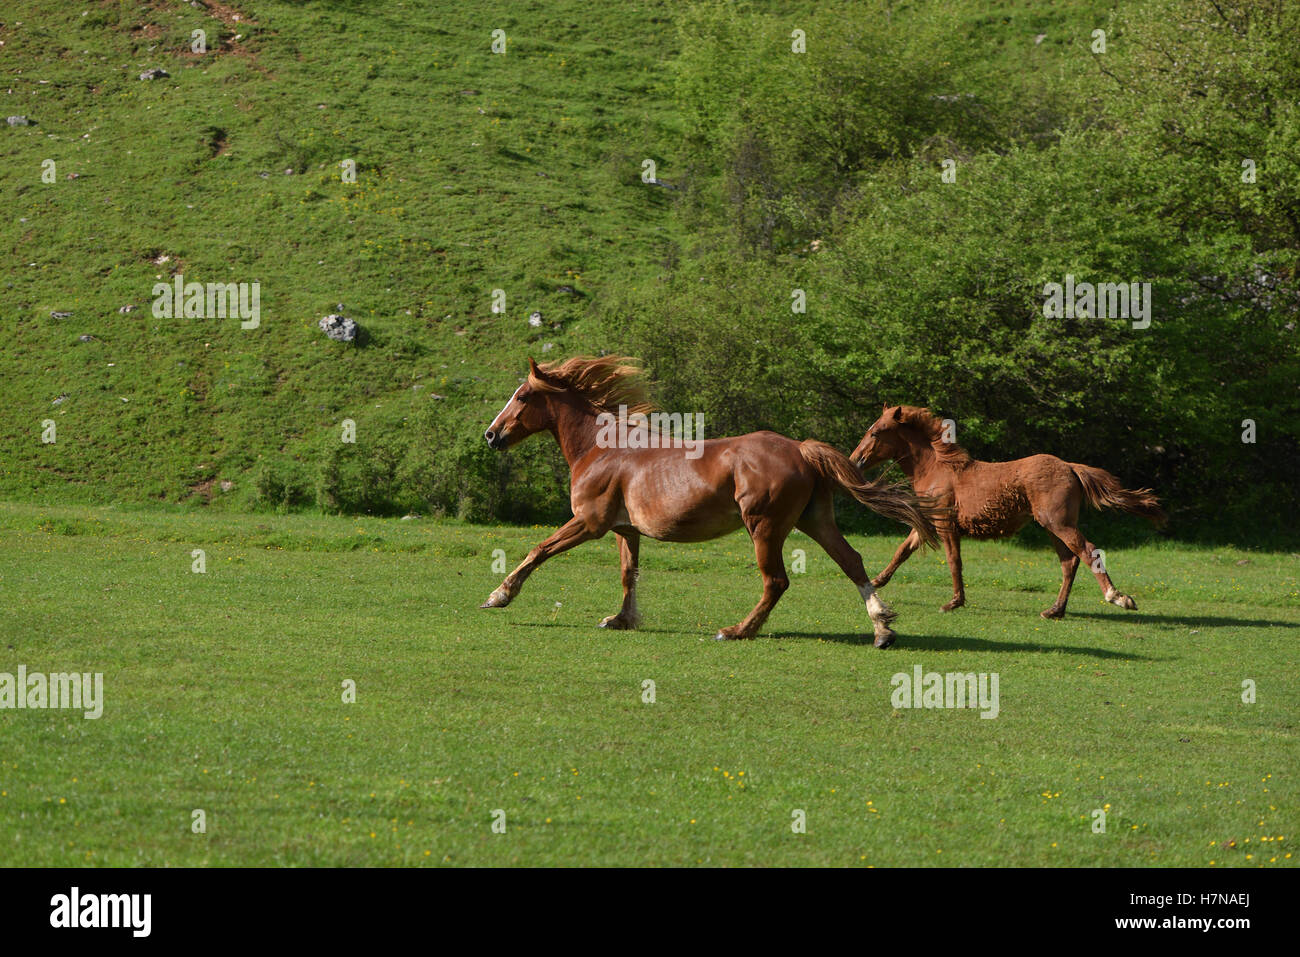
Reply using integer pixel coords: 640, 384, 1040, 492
1, 0, 690, 506
1, 503, 1295, 865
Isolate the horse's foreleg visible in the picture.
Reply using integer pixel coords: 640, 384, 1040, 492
872, 530, 920, 588
1041, 533, 1079, 619
481, 517, 599, 609
599, 531, 641, 630
1048, 525, 1136, 610
940, 530, 966, 612
716, 524, 789, 640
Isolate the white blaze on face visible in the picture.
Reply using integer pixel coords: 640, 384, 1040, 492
491, 383, 525, 435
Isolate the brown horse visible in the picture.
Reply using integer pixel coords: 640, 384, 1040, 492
481, 356, 939, 647
851, 405, 1166, 619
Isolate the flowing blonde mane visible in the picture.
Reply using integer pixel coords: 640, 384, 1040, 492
892, 406, 973, 468
530, 355, 656, 415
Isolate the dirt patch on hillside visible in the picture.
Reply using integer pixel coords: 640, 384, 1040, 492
116, 0, 271, 74
204, 1, 256, 29
189, 478, 215, 502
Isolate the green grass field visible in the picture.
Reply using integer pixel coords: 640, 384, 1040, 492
1, 501, 1294, 866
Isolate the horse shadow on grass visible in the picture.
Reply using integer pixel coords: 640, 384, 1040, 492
769, 630, 1163, 661
516, 620, 1162, 660
1064, 611, 1295, 629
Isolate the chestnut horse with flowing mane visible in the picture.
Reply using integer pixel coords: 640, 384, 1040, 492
851, 405, 1167, 619
481, 356, 940, 647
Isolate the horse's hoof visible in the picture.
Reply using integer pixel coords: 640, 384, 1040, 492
714, 628, 751, 641
1113, 594, 1137, 610
599, 614, 636, 630
480, 589, 510, 609
1040, 606, 1066, 620
870, 577, 887, 589
873, 629, 896, 649
940, 600, 964, 613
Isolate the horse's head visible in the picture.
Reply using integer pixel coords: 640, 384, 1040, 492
484, 358, 557, 450
851, 404, 907, 469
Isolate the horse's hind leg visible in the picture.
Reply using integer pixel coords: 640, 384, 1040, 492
1041, 532, 1079, 619
872, 530, 920, 589
716, 519, 791, 641
599, 531, 641, 630
796, 505, 898, 649
1044, 523, 1137, 611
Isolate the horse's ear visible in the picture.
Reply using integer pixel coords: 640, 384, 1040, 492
890, 406, 903, 421
527, 357, 545, 381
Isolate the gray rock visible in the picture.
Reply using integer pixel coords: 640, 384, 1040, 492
138, 68, 169, 81
6, 115, 32, 126
318, 314, 358, 342
50, 310, 72, 319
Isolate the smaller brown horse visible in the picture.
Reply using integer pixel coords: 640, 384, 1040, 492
851, 405, 1166, 619
481, 357, 941, 647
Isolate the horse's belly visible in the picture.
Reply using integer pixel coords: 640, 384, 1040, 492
620, 468, 743, 541
600, 449, 745, 542
624, 499, 743, 542
958, 490, 1030, 538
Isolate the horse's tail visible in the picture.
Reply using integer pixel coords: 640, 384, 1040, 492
1069, 463, 1168, 527
800, 440, 941, 547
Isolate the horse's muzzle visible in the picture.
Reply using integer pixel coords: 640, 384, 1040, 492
485, 429, 508, 451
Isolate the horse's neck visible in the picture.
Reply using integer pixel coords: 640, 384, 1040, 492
550, 399, 600, 467
895, 431, 942, 483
